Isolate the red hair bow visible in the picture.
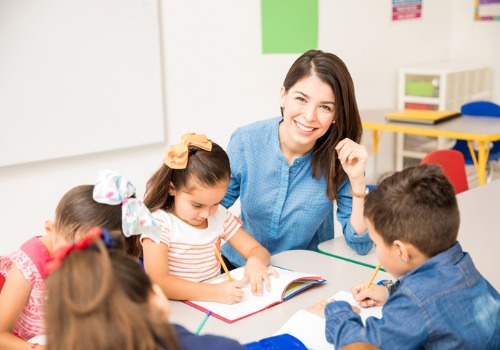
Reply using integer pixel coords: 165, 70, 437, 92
43, 227, 103, 278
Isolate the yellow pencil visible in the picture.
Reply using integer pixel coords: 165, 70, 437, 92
365, 263, 381, 289
213, 244, 233, 281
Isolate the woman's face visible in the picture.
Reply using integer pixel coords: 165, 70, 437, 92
279, 75, 336, 151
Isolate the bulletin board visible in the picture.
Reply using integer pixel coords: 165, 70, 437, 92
0, 0, 165, 167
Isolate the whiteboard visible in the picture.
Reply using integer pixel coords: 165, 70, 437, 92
0, 0, 164, 167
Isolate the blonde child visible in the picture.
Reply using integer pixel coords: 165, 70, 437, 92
44, 227, 245, 350
142, 133, 275, 304
307, 164, 500, 349
0, 170, 159, 350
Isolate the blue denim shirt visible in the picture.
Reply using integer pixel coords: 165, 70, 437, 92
221, 117, 373, 267
325, 242, 500, 349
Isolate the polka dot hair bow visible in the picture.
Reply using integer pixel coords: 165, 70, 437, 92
92, 170, 161, 243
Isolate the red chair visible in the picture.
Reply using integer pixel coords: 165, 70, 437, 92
420, 149, 469, 194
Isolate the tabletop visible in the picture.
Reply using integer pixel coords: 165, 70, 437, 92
168, 250, 392, 344
361, 108, 500, 141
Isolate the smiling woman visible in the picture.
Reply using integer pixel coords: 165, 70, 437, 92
221, 50, 374, 268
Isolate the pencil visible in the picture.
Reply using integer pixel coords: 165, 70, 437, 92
213, 244, 233, 281
364, 263, 381, 289
194, 310, 212, 335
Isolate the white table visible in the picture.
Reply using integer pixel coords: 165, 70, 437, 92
318, 236, 379, 269
318, 179, 500, 290
455, 179, 500, 288
168, 250, 392, 344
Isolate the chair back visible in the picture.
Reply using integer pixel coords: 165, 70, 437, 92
420, 149, 469, 194
461, 100, 500, 117
453, 101, 500, 164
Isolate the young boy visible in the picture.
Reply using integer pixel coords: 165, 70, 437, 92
308, 164, 500, 349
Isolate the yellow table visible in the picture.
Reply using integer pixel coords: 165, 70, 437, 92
361, 109, 500, 185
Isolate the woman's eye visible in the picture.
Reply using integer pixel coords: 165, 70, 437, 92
320, 105, 332, 112
295, 96, 306, 102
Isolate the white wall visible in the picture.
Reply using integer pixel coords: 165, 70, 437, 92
1, 0, 499, 255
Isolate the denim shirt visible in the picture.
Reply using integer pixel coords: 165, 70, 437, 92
324, 242, 500, 349
221, 117, 373, 267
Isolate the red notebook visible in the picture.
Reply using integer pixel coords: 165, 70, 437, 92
184, 266, 326, 323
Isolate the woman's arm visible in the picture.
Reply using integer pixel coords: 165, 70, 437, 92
221, 132, 243, 209
0, 266, 44, 350
142, 239, 246, 304
335, 138, 369, 235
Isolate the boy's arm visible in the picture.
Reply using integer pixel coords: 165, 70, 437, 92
227, 228, 274, 296
142, 239, 245, 304
325, 293, 428, 349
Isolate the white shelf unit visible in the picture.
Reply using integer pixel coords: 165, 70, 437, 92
396, 63, 492, 170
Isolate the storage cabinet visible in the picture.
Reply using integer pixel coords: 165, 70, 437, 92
396, 63, 492, 170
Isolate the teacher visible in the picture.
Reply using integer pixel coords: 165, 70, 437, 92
221, 50, 373, 268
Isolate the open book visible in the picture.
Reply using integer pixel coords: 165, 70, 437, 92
273, 291, 383, 350
184, 266, 326, 323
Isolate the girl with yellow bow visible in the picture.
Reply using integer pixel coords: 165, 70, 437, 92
141, 133, 275, 304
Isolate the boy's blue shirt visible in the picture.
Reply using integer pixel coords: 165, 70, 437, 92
325, 242, 500, 349
221, 117, 373, 267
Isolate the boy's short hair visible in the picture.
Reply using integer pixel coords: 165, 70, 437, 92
364, 164, 459, 257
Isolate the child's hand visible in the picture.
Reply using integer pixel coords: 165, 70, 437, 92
306, 299, 330, 318
306, 298, 361, 318
352, 283, 388, 307
243, 257, 279, 296
217, 278, 247, 304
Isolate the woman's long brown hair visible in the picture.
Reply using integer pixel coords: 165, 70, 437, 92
282, 50, 363, 200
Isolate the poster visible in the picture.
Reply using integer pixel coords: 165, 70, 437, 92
392, 0, 422, 21
261, 0, 318, 54
475, 0, 500, 21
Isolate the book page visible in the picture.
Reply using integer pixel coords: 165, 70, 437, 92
273, 290, 382, 350
185, 266, 324, 323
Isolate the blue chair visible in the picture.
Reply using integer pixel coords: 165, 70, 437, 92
452, 101, 500, 182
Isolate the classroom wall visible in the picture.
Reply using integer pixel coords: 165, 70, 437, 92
1, 0, 499, 255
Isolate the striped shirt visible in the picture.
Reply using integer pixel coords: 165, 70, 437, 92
151, 205, 241, 282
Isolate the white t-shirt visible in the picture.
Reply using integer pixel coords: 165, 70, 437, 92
149, 205, 241, 282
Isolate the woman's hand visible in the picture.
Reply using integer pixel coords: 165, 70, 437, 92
335, 138, 368, 182
352, 283, 388, 307
244, 257, 279, 296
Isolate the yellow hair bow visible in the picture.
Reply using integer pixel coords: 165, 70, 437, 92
164, 133, 212, 169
